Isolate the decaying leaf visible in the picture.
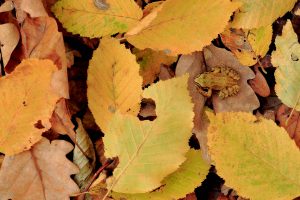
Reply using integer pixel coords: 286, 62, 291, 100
133, 48, 177, 86
112, 149, 209, 200
103, 75, 194, 194
0, 138, 79, 200
52, 0, 143, 38
203, 45, 259, 113
127, 0, 240, 55
0, 59, 61, 155
207, 112, 300, 200
0, 23, 20, 67
74, 118, 96, 189
231, 0, 297, 28
87, 37, 142, 133
272, 20, 300, 111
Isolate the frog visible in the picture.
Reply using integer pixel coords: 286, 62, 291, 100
194, 66, 240, 99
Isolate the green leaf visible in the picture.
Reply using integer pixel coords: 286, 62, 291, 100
112, 149, 209, 200
52, 0, 142, 38
272, 20, 300, 111
207, 112, 300, 200
73, 118, 96, 190
103, 75, 194, 194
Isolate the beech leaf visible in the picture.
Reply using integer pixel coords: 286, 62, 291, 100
207, 112, 300, 200
0, 59, 61, 155
103, 75, 194, 194
87, 37, 142, 133
0, 138, 79, 200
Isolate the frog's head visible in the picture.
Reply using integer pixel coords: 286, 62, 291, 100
194, 73, 212, 87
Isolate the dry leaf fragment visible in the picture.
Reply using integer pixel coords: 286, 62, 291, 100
0, 23, 20, 68
0, 59, 61, 155
0, 1, 14, 13
0, 138, 79, 200
248, 66, 270, 97
13, 0, 48, 22
203, 45, 259, 113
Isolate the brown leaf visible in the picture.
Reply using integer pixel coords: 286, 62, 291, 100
203, 45, 260, 112
276, 104, 300, 147
139, 98, 156, 118
13, 0, 47, 22
248, 66, 270, 97
0, 138, 79, 200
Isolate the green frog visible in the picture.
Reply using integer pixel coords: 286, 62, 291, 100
194, 66, 240, 99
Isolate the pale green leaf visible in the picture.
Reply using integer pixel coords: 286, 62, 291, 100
272, 20, 300, 111
103, 75, 194, 194
207, 112, 300, 200
52, 0, 142, 38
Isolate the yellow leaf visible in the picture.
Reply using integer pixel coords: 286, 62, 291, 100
207, 112, 300, 200
0, 59, 60, 155
0, 138, 79, 199
231, 0, 297, 28
127, 0, 240, 55
52, 0, 142, 38
103, 75, 194, 194
272, 20, 300, 111
112, 149, 209, 200
87, 37, 142, 133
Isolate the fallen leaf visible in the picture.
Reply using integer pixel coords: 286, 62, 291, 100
133, 48, 177, 86
276, 104, 300, 147
0, 138, 79, 199
248, 66, 270, 97
207, 112, 300, 200
139, 98, 156, 118
231, 0, 297, 28
112, 149, 209, 200
159, 65, 174, 80
0, 1, 14, 13
203, 45, 259, 112
0, 23, 20, 67
52, 0, 143, 38
272, 20, 300, 111
0, 59, 61, 155
87, 37, 142, 133
103, 75, 193, 194
13, 0, 48, 22
127, 0, 240, 55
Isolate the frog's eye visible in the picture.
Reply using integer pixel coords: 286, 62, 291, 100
94, 0, 110, 10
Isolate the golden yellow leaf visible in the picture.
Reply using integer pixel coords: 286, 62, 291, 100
231, 0, 297, 28
52, 0, 142, 38
127, 0, 240, 55
207, 112, 300, 200
272, 20, 300, 111
0, 59, 60, 155
87, 37, 142, 133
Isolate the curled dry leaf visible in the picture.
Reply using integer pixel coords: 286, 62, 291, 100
0, 1, 14, 13
248, 66, 270, 97
0, 23, 20, 68
0, 59, 61, 155
276, 104, 300, 147
0, 138, 79, 200
13, 0, 48, 22
203, 45, 259, 113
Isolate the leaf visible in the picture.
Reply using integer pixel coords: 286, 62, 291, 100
112, 149, 209, 200
103, 75, 194, 194
126, 0, 240, 55
207, 112, 300, 200
73, 118, 96, 189
231, 0, 297, 28
220, 26, 272, 66
272, 20, 300, 111
0, 23, 20, 67
0, 59, 61, 155
248, 66, 270, 97
13, 0, 48, 22
0, 138, 79, 200
87, 37, 142, 133
52, 0, 142, 38
133, 48, 177, 86
203, 45, 260, 113
0, 1, 14, 13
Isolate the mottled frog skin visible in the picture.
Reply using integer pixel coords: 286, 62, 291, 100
194, 66, 240, 99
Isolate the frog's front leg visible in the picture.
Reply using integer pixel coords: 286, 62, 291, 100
196, 86, 212, 97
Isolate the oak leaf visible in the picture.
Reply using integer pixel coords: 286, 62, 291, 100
231, 0, 297, 28
87, 37, 142, 133
0, 59, 61, 155
272, 20, 300, 111
103, 75, 194, 194
52, 0, 143, 38
0, 138, 79, 200
207, 112, 300, 200
127, 0, 240, 55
